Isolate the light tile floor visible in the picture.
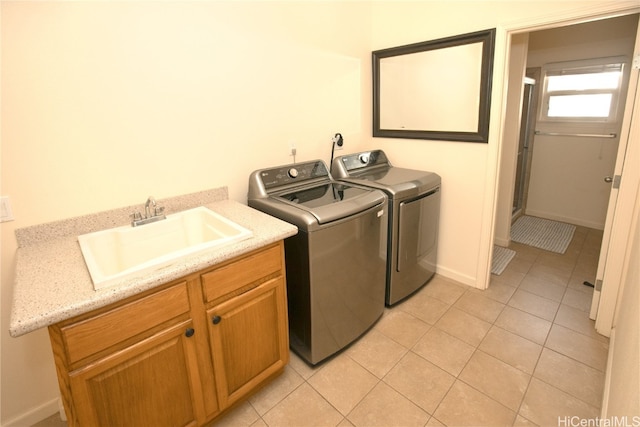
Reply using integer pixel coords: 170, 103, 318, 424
34, 226, 607, 427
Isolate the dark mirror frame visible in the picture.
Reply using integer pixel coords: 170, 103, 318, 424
373, 28, 496, 143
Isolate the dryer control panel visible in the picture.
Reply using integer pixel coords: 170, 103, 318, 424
340, 150, 389, 172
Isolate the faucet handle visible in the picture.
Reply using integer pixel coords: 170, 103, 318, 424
154, 206, 165, 217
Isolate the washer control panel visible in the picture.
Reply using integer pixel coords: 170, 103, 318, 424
260, 161, 329, 190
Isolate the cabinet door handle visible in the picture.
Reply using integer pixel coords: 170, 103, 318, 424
212, 315, 221, 325
185, 328, 195, 338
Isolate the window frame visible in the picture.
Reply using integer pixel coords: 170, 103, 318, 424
539, 56, 628, 124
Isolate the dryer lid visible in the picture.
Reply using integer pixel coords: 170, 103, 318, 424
334, 150, 440, 197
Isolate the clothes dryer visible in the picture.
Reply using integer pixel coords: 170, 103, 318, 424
332, 150, 440, 305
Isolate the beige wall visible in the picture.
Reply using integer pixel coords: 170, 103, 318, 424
1, 1, 638, 424
1, 2, 373, 423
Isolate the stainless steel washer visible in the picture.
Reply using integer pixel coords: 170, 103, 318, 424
332, 150, 441, 305
248, 160, 387, 365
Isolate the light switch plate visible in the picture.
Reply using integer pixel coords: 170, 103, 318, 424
1, 196, 15, 222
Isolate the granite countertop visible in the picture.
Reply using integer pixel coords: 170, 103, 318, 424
10, 188, 297, 337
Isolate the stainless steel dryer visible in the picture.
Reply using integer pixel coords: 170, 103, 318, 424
248, 160, 387, 365
332, 150, 441, 305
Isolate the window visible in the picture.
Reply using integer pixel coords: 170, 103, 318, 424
540, 58, 627, 122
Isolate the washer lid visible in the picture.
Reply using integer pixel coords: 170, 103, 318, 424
274, 183, 385, 224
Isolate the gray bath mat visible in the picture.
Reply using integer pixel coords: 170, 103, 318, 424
491, 245, 516, 275
511, 215, 576, 254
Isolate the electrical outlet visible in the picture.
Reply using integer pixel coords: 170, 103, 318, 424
1, 196, 15, 222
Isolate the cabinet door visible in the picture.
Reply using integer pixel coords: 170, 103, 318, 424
69, 320, 202, 427
207, 277, 289, 407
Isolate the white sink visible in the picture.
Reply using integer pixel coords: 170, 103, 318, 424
78, 207, 253, 290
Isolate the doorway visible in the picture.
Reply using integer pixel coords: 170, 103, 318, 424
494, 14, 638, 246
511, 16, 637, 230
491, 12, 639, 334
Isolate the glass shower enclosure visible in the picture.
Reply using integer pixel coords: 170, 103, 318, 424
513, 76, 537, 217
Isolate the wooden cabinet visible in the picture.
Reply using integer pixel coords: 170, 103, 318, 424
49, 242, 289, 426
68, 320, 202, 427
201, 243, 289, 408
207, 277, 288, 408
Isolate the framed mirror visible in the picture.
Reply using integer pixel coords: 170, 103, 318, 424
373, 29, 496, 143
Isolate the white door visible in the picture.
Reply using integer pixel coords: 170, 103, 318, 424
590, 17, 640, 336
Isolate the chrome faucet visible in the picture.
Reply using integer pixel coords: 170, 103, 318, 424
131, 196, 166, 227
145, 196, 157, 218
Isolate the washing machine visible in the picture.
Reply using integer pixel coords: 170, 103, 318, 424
248, 160, 387, 365
332, 150, 441, 305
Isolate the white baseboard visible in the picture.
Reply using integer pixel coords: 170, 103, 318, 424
436, 265, 478, 288
524, 209, 605, 230
494, 236, 511, 247
2, 397, 60, 427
